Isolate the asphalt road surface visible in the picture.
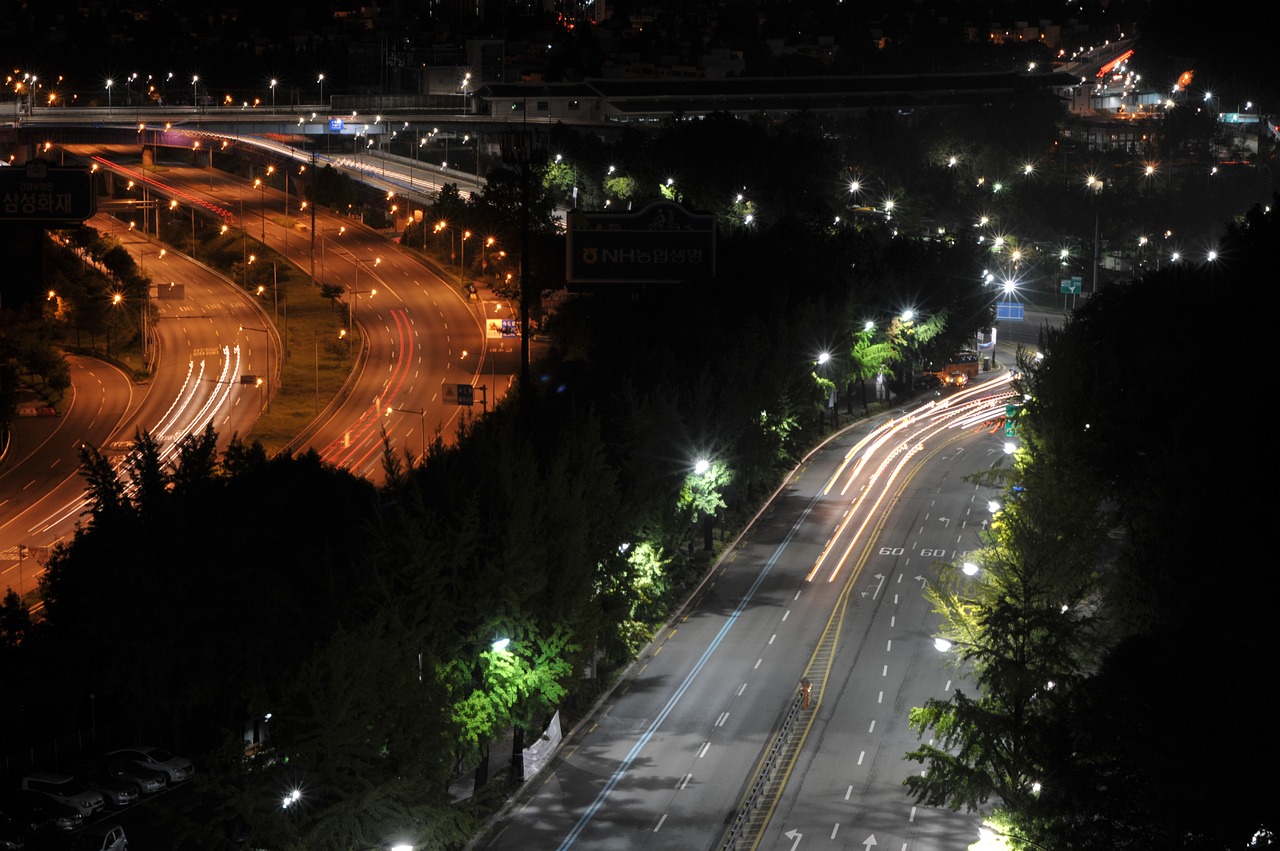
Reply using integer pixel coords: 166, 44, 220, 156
476, 369, 1020, 851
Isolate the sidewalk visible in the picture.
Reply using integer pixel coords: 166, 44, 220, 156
449, 727, 516, 803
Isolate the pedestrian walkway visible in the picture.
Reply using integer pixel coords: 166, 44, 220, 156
449, 727, 516, 803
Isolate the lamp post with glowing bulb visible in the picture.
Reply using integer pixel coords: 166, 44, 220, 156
239, 323, 274, 414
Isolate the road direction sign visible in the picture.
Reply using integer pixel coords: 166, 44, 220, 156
1004, 403, 1020, 436
0, 159, 96, 224
442, 382, 474, 406
996, 302, 1025, 321
1060, 276, 1082, 294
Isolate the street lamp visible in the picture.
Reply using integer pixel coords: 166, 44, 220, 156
248, 255, 279, 324
391, 406, 428, 458
239, 324, 274, 414
814, 351, 836, 431
254, 175, 266, 241
433, 221, 471, 287
348, 257, 381, 331
107, 291, 124, 355
105, 78, 113, 113
139, 248, 165, 362
270, 78, 277, 111
317, 73, 325, 106
170, 198, 197, 260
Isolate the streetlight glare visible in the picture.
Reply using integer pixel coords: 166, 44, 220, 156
962, 562, 979, 576
491, 638, 511, 652
933, 637, 952, 652
694, 459, 711, 475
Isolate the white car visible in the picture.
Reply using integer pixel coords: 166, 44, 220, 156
18, 772, 104, 818
71, 822, 129, 851
106, 746, 194, 784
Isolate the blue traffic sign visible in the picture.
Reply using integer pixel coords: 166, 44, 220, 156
996, 302, 1025, 321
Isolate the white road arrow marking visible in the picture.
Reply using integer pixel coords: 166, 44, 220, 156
784, 829, 803, 851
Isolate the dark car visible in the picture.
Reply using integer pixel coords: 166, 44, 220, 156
0, 790, 82, 838
93, 757, 167, 795
0, 812, 26, 850
76, 768, 140, 809
916, 373, 942, 390
106, 746, 193, 784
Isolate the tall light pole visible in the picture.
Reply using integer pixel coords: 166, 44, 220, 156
106, 78, 113, 113
255, 175, 266, 242
348, 257, 381, 333
1086, 174, 1104, 295
139, 249, 165, 365
270, 78, 277, 112
317, 73, 325, 107
460, 229, 471, 289
239, 324, 273, 414
393, 407, 428, 458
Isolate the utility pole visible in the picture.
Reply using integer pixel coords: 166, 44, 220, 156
500, 118, 546, 396
309, 152, 317, 285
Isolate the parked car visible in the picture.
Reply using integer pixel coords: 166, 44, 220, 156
105, 746, 194, 784
87, 758, 167, 795
0, 812, 26, 850
18, 772, 104, 818
0, 790, 82, 836
67, 822, 129, 851
75, 768, 140, 809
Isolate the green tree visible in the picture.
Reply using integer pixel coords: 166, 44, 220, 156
905, 455, 1104, 828
679, 459, 732, 552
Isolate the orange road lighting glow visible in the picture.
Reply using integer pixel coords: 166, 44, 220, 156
1096, 49, 1134, 78
1176, 70, 1195, 91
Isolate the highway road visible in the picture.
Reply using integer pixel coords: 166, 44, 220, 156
476, 369, 1020, 851
79, 145, 492, 480
1, 216, 270, 597
3, 138, 502, 596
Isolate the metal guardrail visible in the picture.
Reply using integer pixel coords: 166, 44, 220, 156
719, 690, 806, 851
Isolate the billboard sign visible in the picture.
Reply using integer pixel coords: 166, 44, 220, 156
996, 302, 1025, 321
0, 160, 96, 224
566, 201, 715, 285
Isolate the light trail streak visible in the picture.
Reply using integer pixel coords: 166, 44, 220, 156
322, 308, 419, 473
28, 347, 242, 536
807, 383, 1016, 583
